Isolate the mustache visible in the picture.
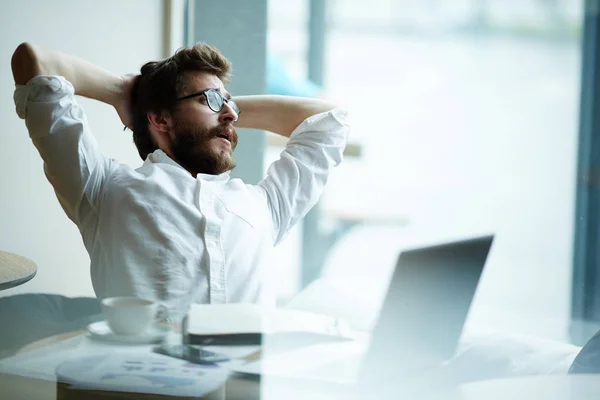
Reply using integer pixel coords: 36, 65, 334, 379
211, 124, 234, 136
211, 124, 238, 147
173, 123, 238, 147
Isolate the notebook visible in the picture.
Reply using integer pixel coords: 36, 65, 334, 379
184, 303, 353, 346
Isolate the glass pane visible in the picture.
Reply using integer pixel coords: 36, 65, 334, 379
320, 0, 583, 342
266, 0, 311, 301
267, 0, 309, 83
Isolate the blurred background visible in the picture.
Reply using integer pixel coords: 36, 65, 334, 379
1, 0, 596, 346
266, 0, 583, 344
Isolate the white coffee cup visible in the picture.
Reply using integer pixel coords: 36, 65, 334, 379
101, 297, 159, 336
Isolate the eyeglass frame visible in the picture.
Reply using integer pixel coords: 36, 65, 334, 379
175, 88, 241, 117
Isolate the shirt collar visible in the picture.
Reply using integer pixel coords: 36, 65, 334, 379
145, 149, 231, 181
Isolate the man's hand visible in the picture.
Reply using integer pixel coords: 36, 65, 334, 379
114, 74, 138, 130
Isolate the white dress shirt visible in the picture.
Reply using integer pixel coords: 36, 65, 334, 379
14, 76, 348, 321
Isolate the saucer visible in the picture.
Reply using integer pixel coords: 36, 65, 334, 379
87, 321, 170, 344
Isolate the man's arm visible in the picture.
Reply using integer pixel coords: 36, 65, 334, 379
11, 42, 132, 126
233, 95, 337, 137
245, 95, 348, 245
11, 43, 126, 226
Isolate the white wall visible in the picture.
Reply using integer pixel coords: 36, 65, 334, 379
0, 0, 168, 298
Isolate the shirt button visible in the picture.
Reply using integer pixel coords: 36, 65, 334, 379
213, 282, 222, 290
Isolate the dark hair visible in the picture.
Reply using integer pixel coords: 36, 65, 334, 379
131, 42, 232, 160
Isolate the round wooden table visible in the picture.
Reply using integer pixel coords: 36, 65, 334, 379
0, 251, 37, 290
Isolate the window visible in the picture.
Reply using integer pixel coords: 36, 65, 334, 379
269, 0, 583, 341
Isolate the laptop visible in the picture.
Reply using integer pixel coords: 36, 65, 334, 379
357, 234, 494, 390
234, 235, 494, 398
286, 235, 494, 395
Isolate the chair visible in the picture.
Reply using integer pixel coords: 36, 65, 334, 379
0, 293, 102, 358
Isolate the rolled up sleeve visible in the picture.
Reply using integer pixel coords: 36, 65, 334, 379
14, 76, 111, 227
258, 108, 349, 245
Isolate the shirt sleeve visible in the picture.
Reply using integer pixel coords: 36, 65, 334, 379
13, 75, 112, 227
257, 108, 349, 246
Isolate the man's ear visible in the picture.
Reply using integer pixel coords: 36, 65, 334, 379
147, 110, 175, 157
147, 110, 172, 135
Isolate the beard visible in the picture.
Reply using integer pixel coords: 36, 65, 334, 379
171, 121, 238, 176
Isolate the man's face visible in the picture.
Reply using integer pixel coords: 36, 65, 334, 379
167, 71, 239, 176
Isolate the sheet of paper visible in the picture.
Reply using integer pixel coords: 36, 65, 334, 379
56, 350, 228, 397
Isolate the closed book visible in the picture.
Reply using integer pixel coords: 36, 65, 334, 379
185, 303, 353, 346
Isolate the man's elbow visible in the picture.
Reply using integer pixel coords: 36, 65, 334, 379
11, 42, 40, 85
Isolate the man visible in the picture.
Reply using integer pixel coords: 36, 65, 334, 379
11, 42, 348, 322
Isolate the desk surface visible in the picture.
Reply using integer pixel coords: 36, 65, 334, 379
1, 329, 361, 400
453, 375, 600, 400
2, 330, 599, 400
0, 250, 37, 290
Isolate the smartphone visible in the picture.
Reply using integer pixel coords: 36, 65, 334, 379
153, 343, 230, 364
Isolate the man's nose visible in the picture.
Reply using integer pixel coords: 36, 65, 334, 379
219, 101, 239, 123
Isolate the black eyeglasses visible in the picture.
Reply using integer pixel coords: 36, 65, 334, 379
175, 88, 240, 116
